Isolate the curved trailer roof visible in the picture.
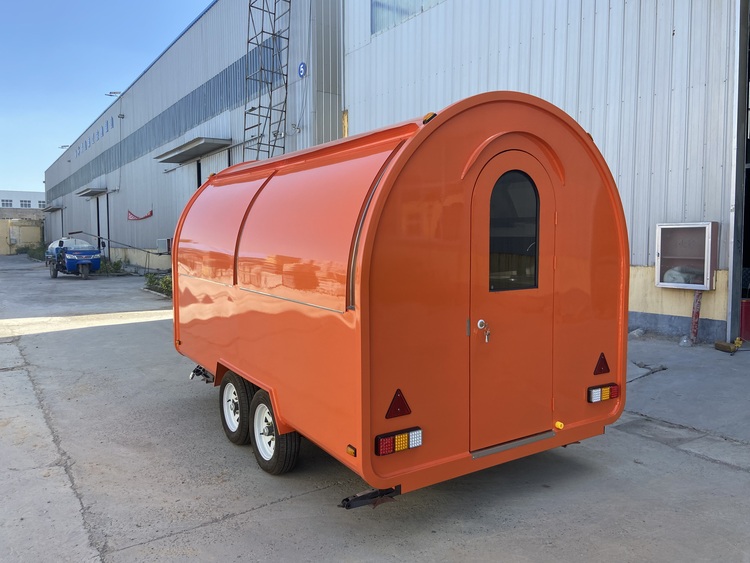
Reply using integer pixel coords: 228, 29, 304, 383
174, 90, 627, 315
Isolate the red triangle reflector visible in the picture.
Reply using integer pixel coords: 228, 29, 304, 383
594, 353, 610, 375
385, 389, 412, 419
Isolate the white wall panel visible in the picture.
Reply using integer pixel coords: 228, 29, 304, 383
126, 0, 246, 129
343, 0, 742, 269
201, 152, 230, 183
286, 0, 341, 151
631, 3, 655, 266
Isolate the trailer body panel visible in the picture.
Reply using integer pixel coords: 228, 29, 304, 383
173, 92, 629, 495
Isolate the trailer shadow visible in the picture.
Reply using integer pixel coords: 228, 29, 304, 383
180, 379, 605, 518
11, 314, 612, 554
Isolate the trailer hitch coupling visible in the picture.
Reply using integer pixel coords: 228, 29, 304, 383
189, 365, 213, 384
338, 486, 401, 509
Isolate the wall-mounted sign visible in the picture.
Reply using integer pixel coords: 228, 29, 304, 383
76, 116, 116, 158
298, 62, 307, 78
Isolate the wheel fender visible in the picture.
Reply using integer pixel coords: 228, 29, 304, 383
215, 360, 294, 435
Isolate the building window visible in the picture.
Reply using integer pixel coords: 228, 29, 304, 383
38, 201, 46, 208
371, 0, 444, 34
1, 199, 12, 207
20, 200, 32, 208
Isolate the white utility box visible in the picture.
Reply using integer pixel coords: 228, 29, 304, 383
655, 222, 718, 290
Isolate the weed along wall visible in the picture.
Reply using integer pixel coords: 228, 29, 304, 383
172, 92, 630, 505
107, 248, 172, 271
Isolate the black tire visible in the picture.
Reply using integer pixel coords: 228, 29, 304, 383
49, 263, 58, 278
219, 373, 252, 445
249, 389, 300, 475
80, 264, 90, 280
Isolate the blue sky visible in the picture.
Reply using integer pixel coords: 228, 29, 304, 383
0, 0, 213, 194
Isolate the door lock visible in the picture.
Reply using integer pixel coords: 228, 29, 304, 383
477, 319, 490, 343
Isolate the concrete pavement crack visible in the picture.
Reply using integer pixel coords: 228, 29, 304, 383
617, 411, 750, 473
102, 481, 342, 558
17, 340, 107, 562
628, 360, 667, 382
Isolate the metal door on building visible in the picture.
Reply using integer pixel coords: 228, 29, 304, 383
469, 150, 556, 452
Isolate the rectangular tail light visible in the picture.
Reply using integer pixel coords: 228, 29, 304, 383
587, 383, 620, 403
375, 427, 422, 456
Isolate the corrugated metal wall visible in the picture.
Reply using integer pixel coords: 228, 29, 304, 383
344, 0, 741, 268
45, 0, 249, 250
286, 0, 342, 153
45, 0, 741, 274
44, 0, 340, 254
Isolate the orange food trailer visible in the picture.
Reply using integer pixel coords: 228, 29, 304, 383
173, 91, 629, 508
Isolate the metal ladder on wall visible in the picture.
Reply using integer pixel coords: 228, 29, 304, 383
243, 0, 291, 161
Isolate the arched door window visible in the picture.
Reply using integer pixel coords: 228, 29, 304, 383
488, 170, 539, 291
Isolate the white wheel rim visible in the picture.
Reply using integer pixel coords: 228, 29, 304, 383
254, 403, 275, 461
222, 382, 240, 433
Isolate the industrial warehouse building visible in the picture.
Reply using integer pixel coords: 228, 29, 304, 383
45, 0, 750, 342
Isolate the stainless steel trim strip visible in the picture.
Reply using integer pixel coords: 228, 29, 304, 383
237, 286, 344, 314
471, 430, 556, 460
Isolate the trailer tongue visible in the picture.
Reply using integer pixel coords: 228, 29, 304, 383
338, 487, 401, 510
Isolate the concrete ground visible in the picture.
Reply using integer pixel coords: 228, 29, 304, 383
1, 254, 749, 562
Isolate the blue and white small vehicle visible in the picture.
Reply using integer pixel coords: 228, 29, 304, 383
45, 237, 102, 280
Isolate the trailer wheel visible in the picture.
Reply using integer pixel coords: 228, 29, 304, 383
49, 263, 58, 278
80, 264, 90, 280
250, 390, 300, 475
220, 373, 251, 445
